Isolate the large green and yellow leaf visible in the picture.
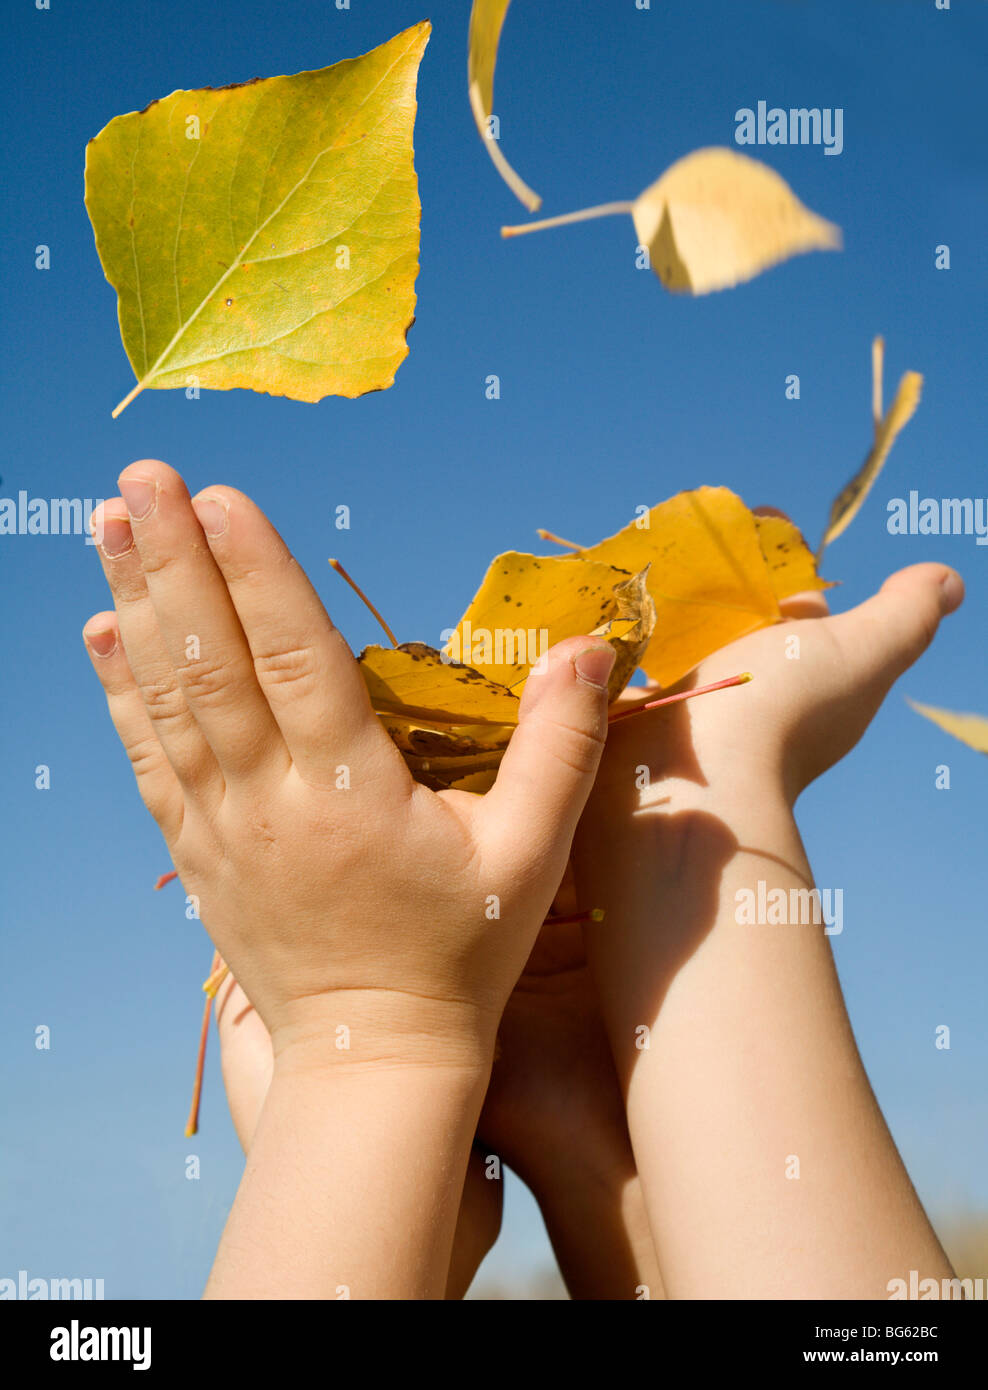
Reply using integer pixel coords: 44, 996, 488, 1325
85, 22, 430, 416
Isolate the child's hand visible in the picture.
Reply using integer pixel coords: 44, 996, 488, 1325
84, 459, 616, 1072
84, 458, 617, 1297
590, 560, 964, 814
571, 558, 962, 1299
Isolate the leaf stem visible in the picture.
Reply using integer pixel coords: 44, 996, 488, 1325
111, 379, 148, 419
544, 907, 605, 926
185, 950, 219, 1138
608, 672, 752, 724
328, 558, 399, 648
872, 336, 884, 435
501, 201, 634, 240
536, 527, 583, 552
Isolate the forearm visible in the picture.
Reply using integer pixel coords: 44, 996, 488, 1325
529, 1148, 664, 1300
578, 777, 952, 1299
206, 1051, 490, 1300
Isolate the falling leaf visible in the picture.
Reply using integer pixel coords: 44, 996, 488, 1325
818, 340, 923, 558
575, 487, 784, 688
755, 513, 834, 602
906, 699, 988, 755
503, 147, 840, 296
631, 148, 841, 294
85, 22, 430, 416
468, 0, 541, 211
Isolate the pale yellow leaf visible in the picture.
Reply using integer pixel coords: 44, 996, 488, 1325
468, 0, 541, 211
818, 356, 923, 558
631, 147, 841, 295
907, 699, 988, 755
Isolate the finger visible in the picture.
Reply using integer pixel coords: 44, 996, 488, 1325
117, 460, 286, 781
91, 500, 219, 792
82, 611, 184, 840
832, 563, 964, 690
779, 589, 831, 620
188, 484, 402, 784
483, 636, 613, 870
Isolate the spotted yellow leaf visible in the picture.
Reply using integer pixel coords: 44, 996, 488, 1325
755, 513, 834, 602
576, 487, 783, 688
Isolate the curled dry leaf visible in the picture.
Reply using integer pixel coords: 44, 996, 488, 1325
86, 22, 430, 416
468, 0, 542, 211
906, 700, 988, 756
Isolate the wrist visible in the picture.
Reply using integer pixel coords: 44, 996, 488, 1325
268, 987, 499, 1083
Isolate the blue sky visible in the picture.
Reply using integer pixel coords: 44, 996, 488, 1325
1, 0, 986, 1297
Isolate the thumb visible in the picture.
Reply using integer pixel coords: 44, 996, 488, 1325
483, 635, 615, 864
832, 563, 964, 692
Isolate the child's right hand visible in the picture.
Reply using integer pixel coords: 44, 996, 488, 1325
570, 559, 963, 1299
588, 560, 963, 814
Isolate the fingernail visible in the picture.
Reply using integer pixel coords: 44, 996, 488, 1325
192, 496, 229, 538
574, 644, 616, 690
85, 627, 117, 658
939, 568, 964, 615
99, 515, 134, 557
119, 476, 156, 520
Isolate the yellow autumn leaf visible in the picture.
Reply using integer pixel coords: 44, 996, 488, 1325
358, 642, 520, 725
379, 712, 516, 793
576, 487, 782, 688
755, 513, 834, 602
906, 700, 988, 755
584, 569, 656, 703
85, 22, 429, 416
631, 148, 841, 294
818, 338, 923, 558
356, 565, 654, 789
467, 0, 541, 211
447, 554, 653, 692
503, 147, 840, 296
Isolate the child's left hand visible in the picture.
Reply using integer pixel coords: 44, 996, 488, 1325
84, 459, 616, 1073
